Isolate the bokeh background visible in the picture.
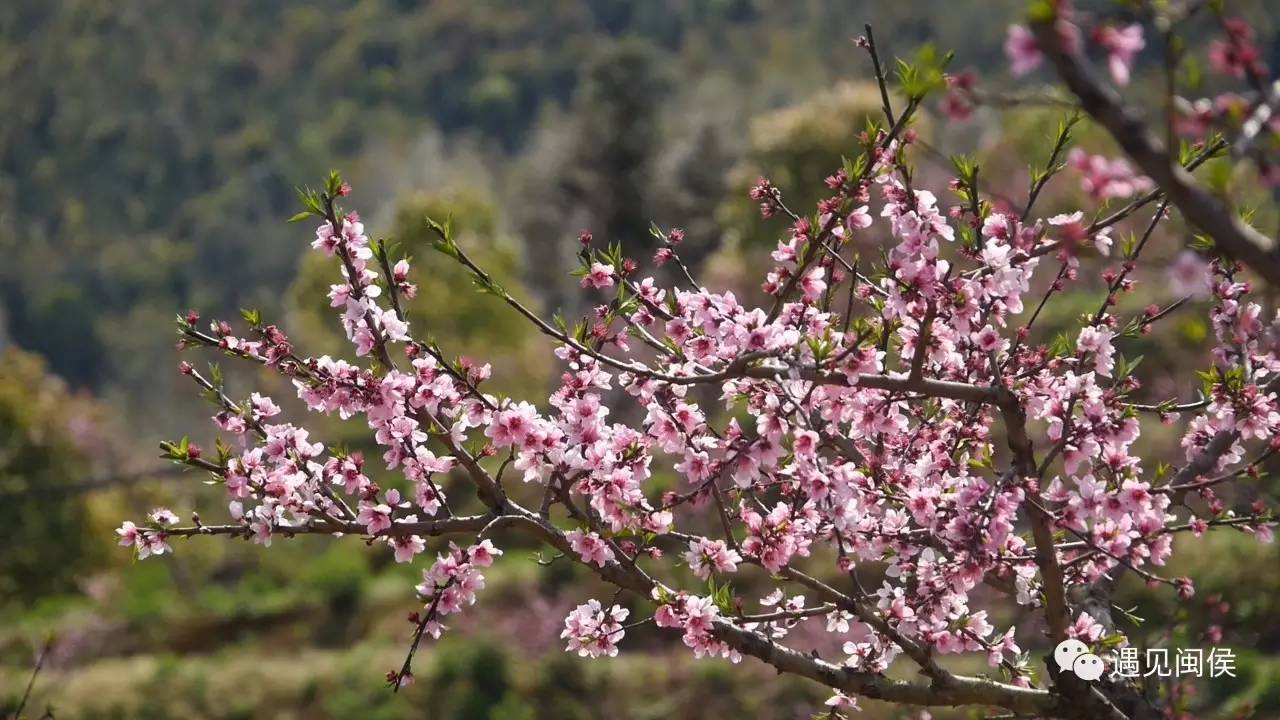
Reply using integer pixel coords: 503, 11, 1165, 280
2, 1, 1278, 718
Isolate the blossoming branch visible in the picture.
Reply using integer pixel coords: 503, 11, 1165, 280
119, 6, 1279, 718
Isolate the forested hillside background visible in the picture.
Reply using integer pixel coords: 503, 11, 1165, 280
2, 1, 1277, 718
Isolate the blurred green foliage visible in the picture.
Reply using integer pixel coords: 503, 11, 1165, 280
0, 349, 105, 604
0, 0, 1025, 412
718, 82, 912, 249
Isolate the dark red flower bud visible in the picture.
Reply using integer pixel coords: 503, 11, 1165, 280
748, 177, 774, 201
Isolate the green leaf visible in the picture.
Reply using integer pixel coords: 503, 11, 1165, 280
1027, 0, 1056, 23
325, 169, 344, 196
1114, 354, 1144, 380
1189, 236, 1215, 255
1048, 332, 1072, 358
1180, 55, 1203, 91
424, 215, 455, 244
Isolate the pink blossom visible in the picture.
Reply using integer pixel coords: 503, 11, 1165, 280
846, 205, 873, 231
1048, 210, 1112, 255
1066, 612, 1105, 642
486, 401, 541, 449
1076, 326, 1116, 377
581, 262, 616, 289
142, 533, 171, 559
972, 325, 1004, 353
353, 327, 376, 356
684, 538, 742, 579
1169, 250, 1212, 299
1068, 149, 1155, 202
567, 530, 615, 567
250, 392, 281, 419
381, 309, 410, 342
988, 628, 1021, 668
392, 259, 411, 282
799, 267, 827, 302
1005, 25, 1042, 76
150, 508, 178, 526
358, 500, 393, 535
825, 693, 860, 713
391, 534, 426, 563
468, 539, 502, 567
116, 521, 140, 548
1095, 24, 1144, 86
562, 600, 629, 658
1208, 18, 1266, 80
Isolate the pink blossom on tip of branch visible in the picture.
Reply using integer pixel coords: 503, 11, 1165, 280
581, 261, 616, 289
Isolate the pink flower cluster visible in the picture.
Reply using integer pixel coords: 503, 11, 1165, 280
654, 592, 740, 662
316, 215, 411, 354
119, 91, 1278, 712
1007, 15, 1141, 87
562, 599, 629, 658
683, 538, 741, 579
414, 540, 502, 639
1068, 149, 1155, 202
115, 509, 177, 559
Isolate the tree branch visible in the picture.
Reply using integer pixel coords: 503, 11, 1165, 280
1030, 18, 1280, 286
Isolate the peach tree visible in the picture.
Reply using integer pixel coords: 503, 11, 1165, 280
120, 4, 1278, 718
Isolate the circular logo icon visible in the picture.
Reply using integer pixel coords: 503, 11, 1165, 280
1053, 638, 1089, 671
1054, 639, 1105, 681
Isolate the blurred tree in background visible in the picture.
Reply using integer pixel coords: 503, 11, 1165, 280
0, 349, 105, 604
0, 0, 1035, 416
513, 39, 671, 314
719, 82, 897, 250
